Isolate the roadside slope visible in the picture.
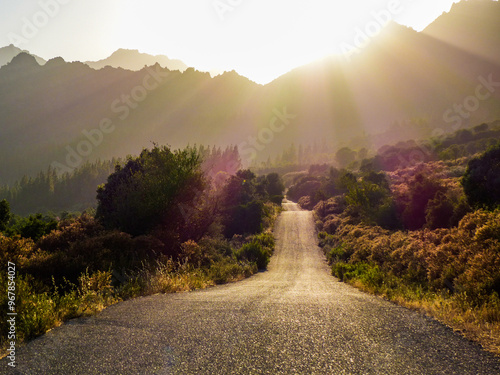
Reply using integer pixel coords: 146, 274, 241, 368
2, 202, 500, 374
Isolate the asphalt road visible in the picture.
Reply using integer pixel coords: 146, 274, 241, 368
3, 201, 500, 374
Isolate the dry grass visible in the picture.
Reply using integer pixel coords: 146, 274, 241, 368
347, 278, 500, 357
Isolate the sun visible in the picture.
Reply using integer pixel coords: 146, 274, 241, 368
7, 0, 460, 85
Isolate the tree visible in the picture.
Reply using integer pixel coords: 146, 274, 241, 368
335, 147, 357, 168
344, 173, 398, 229
263, 173, 285, 198
14, 214, 57, 241
425, 192, 455, 229
219, 170, 279, 237
462, 144, 500, 210
0, 199, 10, 231
402, 172, 445, 230
96, 146, 205, 239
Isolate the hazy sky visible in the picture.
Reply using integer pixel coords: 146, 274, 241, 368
0, 0, 460, 83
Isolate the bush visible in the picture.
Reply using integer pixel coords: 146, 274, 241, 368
402, 172, 446, 230
224, 201, 266, 237
235, 241, 271, 270
37, 214, 104, 253
287, 178, 321, 202
0, 234, 35, 266
28, 230, 160, 285
462, 144, 500, 209
8, 214, 58, 241
96, 146, 205, 238
207, 259, 255, 284
326, 244, 351, 263
0, 199, 10, 231
0, 269, 115, 348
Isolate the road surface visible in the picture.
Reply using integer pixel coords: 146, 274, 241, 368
3, 201, 500, 374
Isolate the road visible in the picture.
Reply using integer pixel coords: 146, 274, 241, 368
3, 201, 500, 374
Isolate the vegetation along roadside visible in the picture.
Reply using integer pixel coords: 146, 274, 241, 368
0, 145, 285, 356
286, 127, 500, 356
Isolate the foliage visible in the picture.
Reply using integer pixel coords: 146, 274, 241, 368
0, 145, 282, 354
0, 199, 10, 231
462, 144, 500, 210
287, 167, 350, 209
401, 172, 445, 230
235, 241, 270, 270
6, 214, 58, 241
0, 270, 115, 347
318, 209, 500, 307
0, 160, 119, 215
96, 146, 205, 241
335, 147, 357, 168
207, 259, 256, 284
220, 170, 284, 238
0, 233, 35, 267
344, 171, 399, 229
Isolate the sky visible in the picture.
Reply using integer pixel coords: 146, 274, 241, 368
0, 0, 460, 84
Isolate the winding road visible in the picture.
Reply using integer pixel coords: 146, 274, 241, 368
3, 201, 500, 374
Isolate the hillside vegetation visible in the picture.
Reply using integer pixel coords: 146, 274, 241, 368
0, 145, 284, 353
286, 124, 500, 355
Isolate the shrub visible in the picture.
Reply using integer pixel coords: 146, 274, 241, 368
462, 144, 500, 209
0, 234, 35, 266
287, 178, 321, 202
0, 199, 10, 231
224, 201, 266, 237
96, 146, 205, 238
425, 192, 455, 229
37, 214, 104, 253
9, 214, 58, 241
207, 259, 255, 284
326, 244, 351, 263
77, 270, 115, 313
298, 196, 314, 210
234, 241, 271, 270
402, 172, 446, 230
27, 231, 160, 285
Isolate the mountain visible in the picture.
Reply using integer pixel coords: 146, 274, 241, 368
423, 0, 500, 65
0, 53, 259, 183
0, 44, 46, 67
1, 0, 500, 185
85, 49, 188, 72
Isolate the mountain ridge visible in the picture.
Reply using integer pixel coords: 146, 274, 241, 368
84, 48, 188, 72
1, 0, 500, 184
0, 44, 46, 67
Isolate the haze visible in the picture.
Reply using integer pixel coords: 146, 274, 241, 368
0, 0, 459, 84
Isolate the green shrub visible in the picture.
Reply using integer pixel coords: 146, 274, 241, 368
234, 242, 271, 270
207, 259, 255, 284
253, 232, 275, 249
326, 244, 351, 263
332, 262, 365, 281
462, 144, 500, 209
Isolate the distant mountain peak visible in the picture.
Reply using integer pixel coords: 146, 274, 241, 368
7, 52, 40, 68
423, 0, 500, 64
45, 56, 66, 68
0, 45, 46, 67
85, 48, 188, 72
112, 48, 147, 56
